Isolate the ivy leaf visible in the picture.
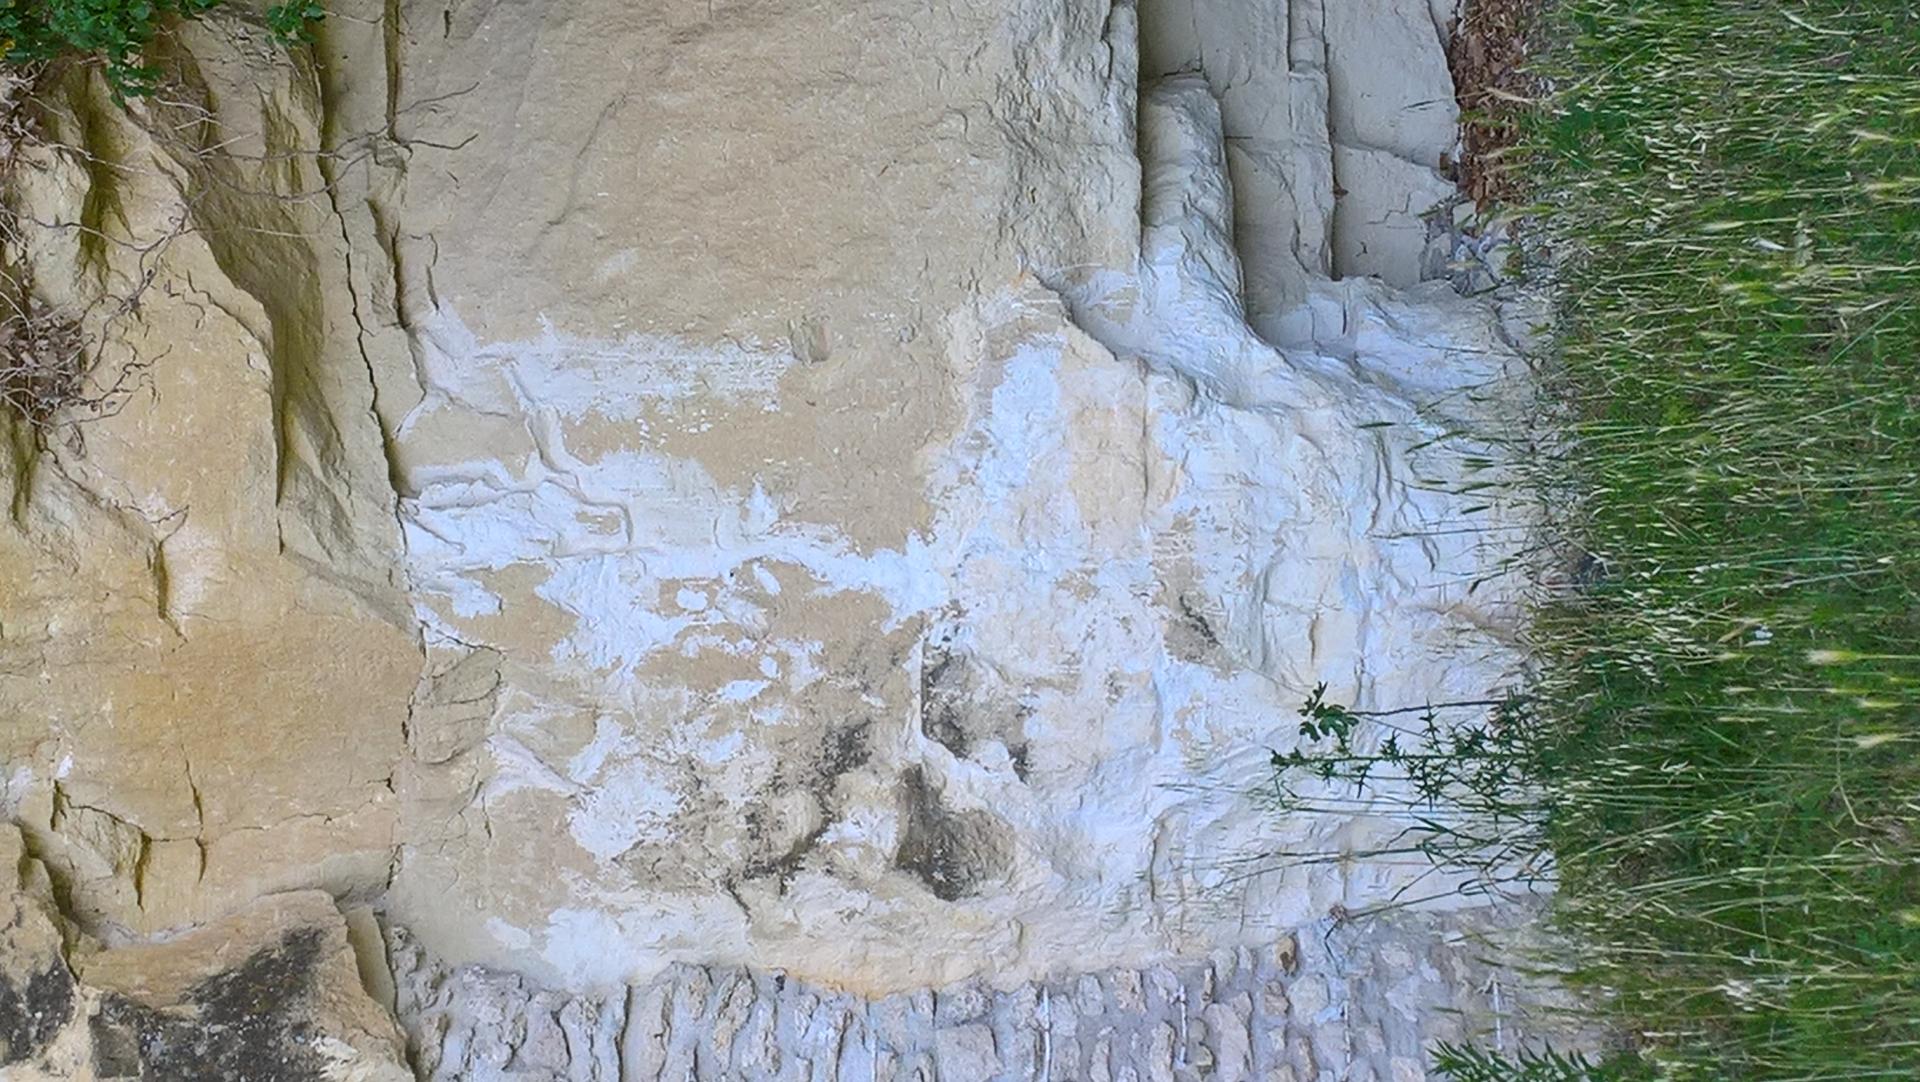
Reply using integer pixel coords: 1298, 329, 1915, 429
266, 0, 324, 45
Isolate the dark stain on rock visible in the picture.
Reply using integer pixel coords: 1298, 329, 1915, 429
90, 927, 330, 1082
0, 960, 75, 1065
1006, 701, 1038, 783
894, 765, 1012, 902
919, 646, 972, 758
1165, 591, 1227, 665
739, 719, 874, 893
1007, 739, 1032, 782
737, 810, 828, 893
920, 643, 1032, 780
816, 717, 873, 781
1179, 594, 1220, 647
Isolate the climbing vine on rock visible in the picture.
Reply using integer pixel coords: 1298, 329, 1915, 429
0, 0, 322, 95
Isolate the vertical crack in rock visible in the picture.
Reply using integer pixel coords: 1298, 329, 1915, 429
1289, 0, 1338, 289
315, 0, 432, 557
1311, 0, 1347, 282
325, 182, 397, 497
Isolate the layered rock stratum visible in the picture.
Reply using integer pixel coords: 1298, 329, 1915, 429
0, 1, 1564, 1077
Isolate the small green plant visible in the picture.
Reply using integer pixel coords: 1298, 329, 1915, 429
1269, 683, 1553, 893
1277, 683, 1542, 810
0, 0, 324, 95
263, 1, 320, 44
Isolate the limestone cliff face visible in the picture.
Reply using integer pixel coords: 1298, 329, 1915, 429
1, 0, 1552, 1076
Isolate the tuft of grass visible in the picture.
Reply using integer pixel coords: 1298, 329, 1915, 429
1435, 1041, 1650, 1082
1277, 4, 1920, 1076
1515, 1, 1920, 1076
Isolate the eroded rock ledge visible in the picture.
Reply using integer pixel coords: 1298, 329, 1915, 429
386, 908, 1567, 1082
5, 820, 1567, 1080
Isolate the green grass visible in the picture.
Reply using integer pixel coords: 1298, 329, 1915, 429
1515, 1, 1920, 1076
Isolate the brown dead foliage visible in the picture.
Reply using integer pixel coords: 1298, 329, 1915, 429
1449, 0, 1545, 206
0, 66, 151, 437
0, 291, 90, 426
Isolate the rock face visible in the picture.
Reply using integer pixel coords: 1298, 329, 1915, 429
0, 826, 412, 1080
376, 0, 1523, 993
0, 0, 1557, 1075
0, 37, 418, 939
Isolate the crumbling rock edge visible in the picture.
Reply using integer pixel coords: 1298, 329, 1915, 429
6, 815, 1581, 1081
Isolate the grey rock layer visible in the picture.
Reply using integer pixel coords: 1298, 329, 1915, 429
386, 906, 1574, 1082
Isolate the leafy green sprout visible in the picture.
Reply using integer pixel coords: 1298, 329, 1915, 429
1265, 683, 1560, 910
263, 0, 319, 43
0, 0, 325, 96
1272, 683, 1544, 825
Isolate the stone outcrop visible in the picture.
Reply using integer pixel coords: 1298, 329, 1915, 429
374, 0, 1525, 995
0, 0, 1562, 1076
0, 825, 412, 1079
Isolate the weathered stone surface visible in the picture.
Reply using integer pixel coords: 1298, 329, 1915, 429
1136, 0, 1463, 320
1324, 0, 1464, 285
0, 0, 1566, 1074
0, 30, 419, 938
0, 838, 409, 1081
